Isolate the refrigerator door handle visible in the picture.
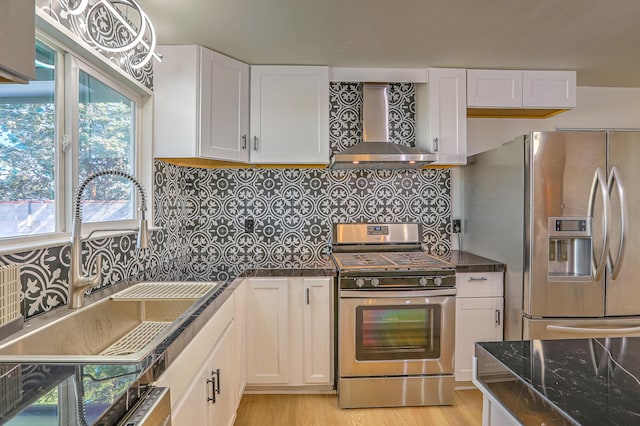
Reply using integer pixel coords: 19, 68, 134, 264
607, 166, 627, 280
588, 167, 611, 281
547, 324, 640, 335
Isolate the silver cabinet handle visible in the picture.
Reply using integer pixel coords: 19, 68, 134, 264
495, 309, 501, 326
306, 288, 310, 305
433, 137, 439, 152
588, 167, 611, 281
214, 368, 221, 395
206, 376, 216, 403
607, 166, 627, 280
253, 136, 259, 151
241, 134, 247, 150
468, 276, 488, 281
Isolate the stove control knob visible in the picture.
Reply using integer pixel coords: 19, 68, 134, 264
371, 278, 380, 287
419, 277, 429, 287
355, 278, 365, 288
434, 277, 443, 286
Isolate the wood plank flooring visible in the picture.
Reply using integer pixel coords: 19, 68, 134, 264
234, 390, 483, 426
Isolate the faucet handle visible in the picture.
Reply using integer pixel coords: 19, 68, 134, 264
89, 254, 103, 289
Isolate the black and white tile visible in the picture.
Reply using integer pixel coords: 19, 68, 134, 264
179, 165, 451, 281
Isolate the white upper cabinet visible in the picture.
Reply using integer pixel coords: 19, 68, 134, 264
467, 69, 576, 113
153, 45, 249, 162
200, 48, 250, 162
522, 70, 576, 108
0, 0, 35, 83
250, 66, 330, 164
467, 70, 523, 108
419, 68, 467, 165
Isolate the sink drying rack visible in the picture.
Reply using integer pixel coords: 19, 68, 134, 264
99, 282, 218, 356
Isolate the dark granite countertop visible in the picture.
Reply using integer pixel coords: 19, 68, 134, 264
475, 338, 640, 425
441, 250, 505, 273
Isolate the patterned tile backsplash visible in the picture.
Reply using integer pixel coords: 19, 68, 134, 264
177, 165, 451, 281
0, 81, 451, 318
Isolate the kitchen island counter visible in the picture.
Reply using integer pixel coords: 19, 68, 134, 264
475, 338, 640, 425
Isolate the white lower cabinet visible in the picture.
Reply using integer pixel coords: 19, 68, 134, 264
173, 324, 235, 425
455, 272, 504, 383
245, 277, 333, 389
156, 291, 237, 425
233, 281, 247, 407
245, 278, 290, 384
302, 278, 332, 384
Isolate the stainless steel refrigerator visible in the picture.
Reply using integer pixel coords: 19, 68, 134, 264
463, 131, 640, 340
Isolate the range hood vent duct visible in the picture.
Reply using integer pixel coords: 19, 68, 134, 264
329, 83, 436, 170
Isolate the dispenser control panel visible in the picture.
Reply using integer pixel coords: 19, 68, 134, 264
554, 219, 587, 232
548, 217, 591, 237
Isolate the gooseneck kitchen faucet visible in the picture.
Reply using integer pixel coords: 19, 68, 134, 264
69, 170, 150, 309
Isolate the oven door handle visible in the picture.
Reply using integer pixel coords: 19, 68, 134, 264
340, 289, 456, 298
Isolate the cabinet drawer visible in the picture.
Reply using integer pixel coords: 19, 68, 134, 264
456, 272, 503, 298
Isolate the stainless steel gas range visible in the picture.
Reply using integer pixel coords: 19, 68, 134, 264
332, 222, 456, 408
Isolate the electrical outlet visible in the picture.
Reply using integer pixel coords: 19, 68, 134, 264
244, 217, 255, 233
452, 219, 462, 234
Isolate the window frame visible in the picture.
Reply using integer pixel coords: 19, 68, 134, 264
66, 55, 144, 237
0, 27, 152, 253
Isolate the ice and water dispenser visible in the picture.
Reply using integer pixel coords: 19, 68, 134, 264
548, 217, 592, 281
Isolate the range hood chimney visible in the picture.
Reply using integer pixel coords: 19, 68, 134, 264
329, 83, 436, 169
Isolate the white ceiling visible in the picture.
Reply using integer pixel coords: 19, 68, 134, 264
142, 0, 640, 87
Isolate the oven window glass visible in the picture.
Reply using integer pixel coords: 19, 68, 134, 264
355, 304, 441, 360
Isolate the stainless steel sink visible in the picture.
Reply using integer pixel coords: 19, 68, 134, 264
0, 281, 220, 363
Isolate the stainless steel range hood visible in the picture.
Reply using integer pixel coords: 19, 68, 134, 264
329, 83, 436, 169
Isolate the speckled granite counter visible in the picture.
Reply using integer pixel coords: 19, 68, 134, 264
441, 250, 505, 273
475, 338, 640, 425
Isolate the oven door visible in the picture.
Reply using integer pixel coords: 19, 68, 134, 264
339, 289, 455, 377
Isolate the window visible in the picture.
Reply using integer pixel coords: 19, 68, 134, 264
0, 41, 58, 238
0, 34, 144, 243
77, 69, 137, 223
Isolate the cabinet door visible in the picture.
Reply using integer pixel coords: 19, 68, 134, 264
170, 320, 235, 425
455, 297, 503, 382
171, 360, 208, 425
246, 278, 289, 384
522, 70, 576, 108
233, 281, 246, 408
207, 323, 236, 426
154, 45, 200, 157
427, 68, 467, 165
156, 292, 234, 410
467, 70, 523, 108
0, 0, 35, 83
302, 277, 332, 384
199, 48, 250, 162
250, 66, 329, 164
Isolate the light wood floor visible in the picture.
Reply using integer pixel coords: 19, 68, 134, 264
234, 390, 483, 426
